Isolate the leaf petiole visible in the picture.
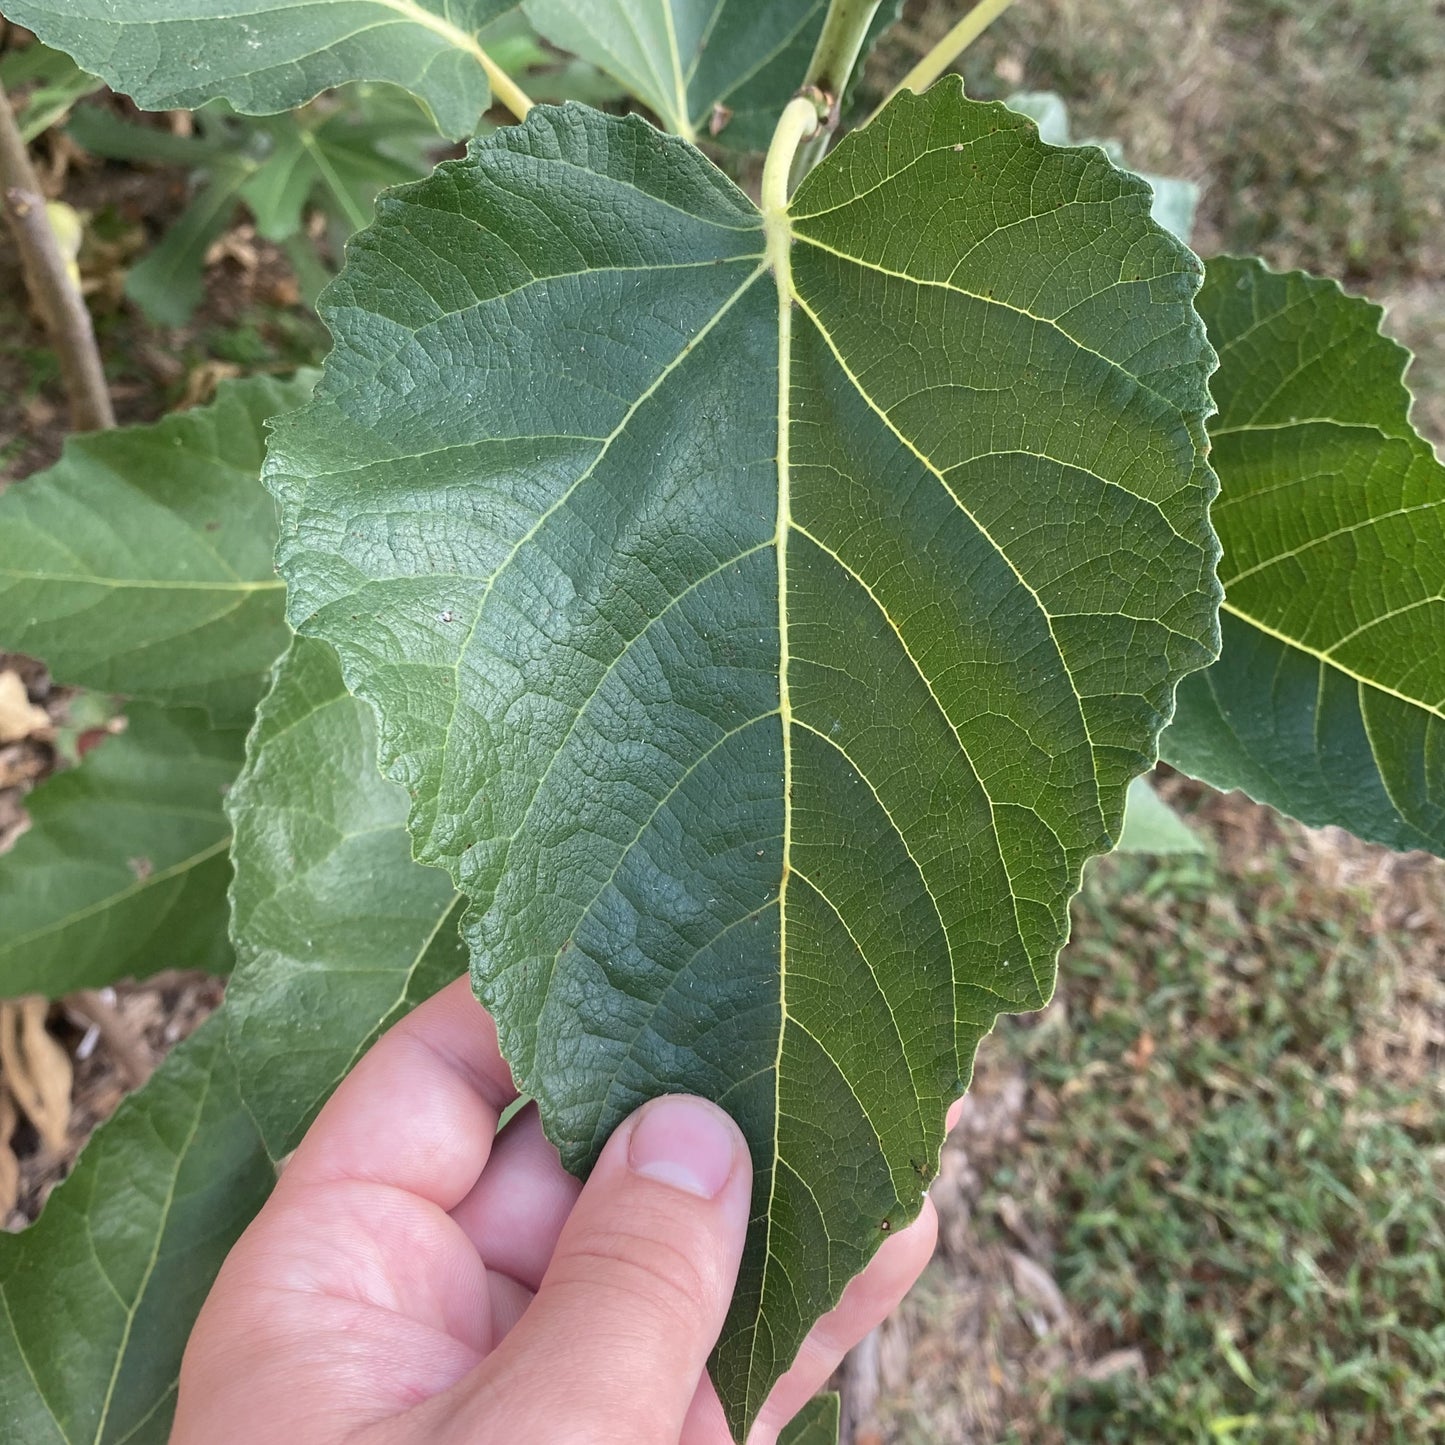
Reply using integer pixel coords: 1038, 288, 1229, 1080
803, 0, 885, 102
379, 0, 533, 122
762, 94, 824, 216
473, 45, 534, 124
786, 0, 883, 184
872, 0, 1020, 120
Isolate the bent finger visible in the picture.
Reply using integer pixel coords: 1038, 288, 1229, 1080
748, 1200, 938, 1443
449, 1101, 581, 1288
283, 975, 515, 1209
440, 1094, 752, 1445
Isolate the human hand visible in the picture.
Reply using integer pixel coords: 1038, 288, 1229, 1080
173, 977, 939, 1444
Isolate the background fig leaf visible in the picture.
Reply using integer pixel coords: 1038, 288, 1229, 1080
226, 636, 465, 1159
1003, 90, 1199, 243
0, 1015, 273, 1445
1163, 257, 1445, 854
2, 0, 517, 141
0, 374, 314, 725
0, 39, 102, 143
238, 90, 439, 243
267, 88, 1219, 1432
0, 704, 243, 995
777, 1393, 839, 1445
522, 0, 900, 150
122, 163, 258, 327
1114, 775, 1209, 856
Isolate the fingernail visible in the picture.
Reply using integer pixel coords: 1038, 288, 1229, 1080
628, 1096, 738, 1199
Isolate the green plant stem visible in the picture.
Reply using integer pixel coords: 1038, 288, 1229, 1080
787, 0, 882, 187
383, 0, 533, 122
763, 94, 825, 217
475, 49, 533, 124
0, 75, 113, 432
803, 0, 885, 100
875, 0, 1020, 117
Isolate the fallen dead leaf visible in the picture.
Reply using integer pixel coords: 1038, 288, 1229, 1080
203, 222, 259, 275
0, 671, 50, 744
1123, 1029, 1156, 1072
0, 739, 49, 789
1007, 1249, 1070, 1333
0, 1085, 19, 1218
179, 359, 242, 410
1077, 1347, 1148, 1384
0, 997, 73, 1154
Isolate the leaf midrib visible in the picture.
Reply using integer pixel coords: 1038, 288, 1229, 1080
0, 836, 231, 955
92, 1054, 216, 1445
1218, 599, 1445, 722
0, 571, 282, 591
749, 154, 797, 1422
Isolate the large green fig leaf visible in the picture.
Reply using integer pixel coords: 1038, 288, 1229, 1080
523, 0, 898, 150
227, 636, 465, 1158
0, 374, 314, 725
0, 704, 243, 994
0, 1015, 273, 1445
1163, 258, 1445, 854
3, 0, 515, 140
268, 87, 1219, 1431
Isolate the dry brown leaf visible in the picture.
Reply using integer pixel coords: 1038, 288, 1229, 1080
0, 997, 73, 1154
1007, 1249, 1070, 1333
1077, 1347, 1147, 1384
0, 671, 50, 744
179, 359, 242, 411
0, 739, 49, 789
0, 1085, 20, 1218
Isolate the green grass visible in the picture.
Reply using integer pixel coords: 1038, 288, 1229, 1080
994, 834, 1445, 1442
873, 0, 1445, 286
865, 0, 1445, 444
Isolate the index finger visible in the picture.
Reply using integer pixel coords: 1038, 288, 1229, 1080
282, 974, 518, 1210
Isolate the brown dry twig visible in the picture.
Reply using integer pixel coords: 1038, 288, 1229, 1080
0, 996, 72, 1155
0, 69, 113, 431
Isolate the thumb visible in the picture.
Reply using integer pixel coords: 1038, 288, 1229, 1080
455, 1094, 752, 1444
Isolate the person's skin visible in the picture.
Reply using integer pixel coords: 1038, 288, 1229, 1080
174, 976, 946, 1445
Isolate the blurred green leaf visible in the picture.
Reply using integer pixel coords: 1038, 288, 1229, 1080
0, 39, 101, 141
227, 636, 465, 1158
241, 90, 438, 242
0, 1015, 272, 1445
1114, 776, 1209, 855
0, 374, 314, 723
124, 164, 255, 325
65, 105, 234, 166
0, 704, 242, 994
